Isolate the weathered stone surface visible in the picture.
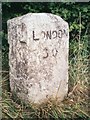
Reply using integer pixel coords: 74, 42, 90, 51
7, 13, 69, 104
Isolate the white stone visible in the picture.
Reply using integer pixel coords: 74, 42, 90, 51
7, 13, 69, 104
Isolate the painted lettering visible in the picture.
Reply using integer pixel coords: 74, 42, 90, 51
58, 30, 62, 38
46, 31, 51, 39
33, 31, 39, 41
52, 31, 57, 39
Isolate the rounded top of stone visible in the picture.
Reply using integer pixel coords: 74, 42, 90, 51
7, 13, 68, 26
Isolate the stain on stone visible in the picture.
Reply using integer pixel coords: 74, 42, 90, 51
21, 23, 26, 31
63, 29, 68, 36
46, 95, 48, 98
20, 41, 26, 44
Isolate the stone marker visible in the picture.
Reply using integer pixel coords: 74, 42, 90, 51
7, 13, 69, 104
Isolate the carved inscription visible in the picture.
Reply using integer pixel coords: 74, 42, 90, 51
33, 30, 63, 40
